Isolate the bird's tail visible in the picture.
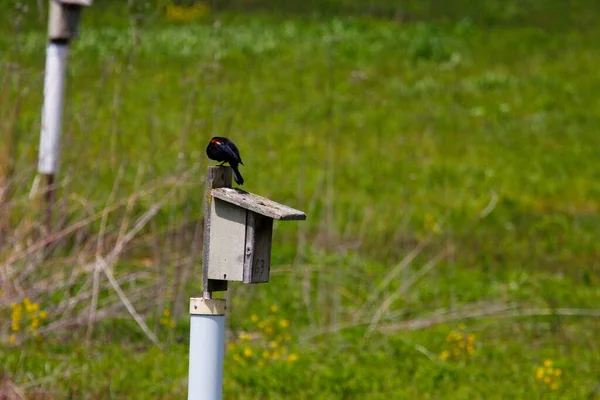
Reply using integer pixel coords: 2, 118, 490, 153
231, 164, 244, 185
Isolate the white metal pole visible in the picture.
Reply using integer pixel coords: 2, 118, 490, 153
38, 0, 90, 234
188, 297, 226, 400
38, 42, 69, 175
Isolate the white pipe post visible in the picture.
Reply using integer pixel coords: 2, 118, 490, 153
40, 0, 87, 176
188, 297, 226, 400
38, 0, 90, 234
38, 42, 69, 175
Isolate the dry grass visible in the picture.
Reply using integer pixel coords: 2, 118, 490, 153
0, 161, 202, 345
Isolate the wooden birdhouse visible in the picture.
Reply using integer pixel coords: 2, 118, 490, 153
48, 0, 93, 42
202, 167, 306, 295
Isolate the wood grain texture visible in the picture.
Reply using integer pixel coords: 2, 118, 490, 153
243, 213, 273, 283
207, 199, 246, 282
202, 166, 232, 296
211, 187, 306, 221
189, 297, 227, 316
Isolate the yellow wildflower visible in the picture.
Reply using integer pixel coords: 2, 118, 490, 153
28, 303, 40, 313
250, 314, 259, 322
9, 334, 16, 344
11, 318, 20, 332
279, 319, 290, 328
536, 367, 544, 380
270, 305, 279, 313
243, 347, 253, 357
286, 353, 298, 362
165, 2, 210, 22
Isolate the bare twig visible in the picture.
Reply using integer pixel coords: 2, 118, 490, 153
97, 255, 162, 347
478, 190, 498, 219
355, 236, 430, 322
380, 307, 600, 332
367, 247, 448, 333
302, 303, 600, 340
87, 163, 125, 342
115, 163, 145, 252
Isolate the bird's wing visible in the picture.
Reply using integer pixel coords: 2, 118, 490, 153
226, 141, 243, 164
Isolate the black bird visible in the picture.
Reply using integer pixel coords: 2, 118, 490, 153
206, 136, 244, 185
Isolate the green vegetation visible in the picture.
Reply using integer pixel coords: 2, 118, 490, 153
1, 1, 600, 398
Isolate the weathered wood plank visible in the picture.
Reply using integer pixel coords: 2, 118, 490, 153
202, 166, 231, 296
207, 199, 246, 282
211, 188, 306, 221
251, 214, 272, 283
243, 213, 272, 283
242, 211, 255, 284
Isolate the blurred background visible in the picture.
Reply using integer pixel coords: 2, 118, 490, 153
1, 0, 600, 398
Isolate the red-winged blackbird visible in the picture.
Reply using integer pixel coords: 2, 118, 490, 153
206, 136, 244, 185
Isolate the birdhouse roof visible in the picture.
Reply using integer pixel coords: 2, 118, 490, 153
59, 0, 93, 6
211, 188, 306, 221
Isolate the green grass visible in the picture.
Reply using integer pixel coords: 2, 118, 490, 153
2, 1, 600, 398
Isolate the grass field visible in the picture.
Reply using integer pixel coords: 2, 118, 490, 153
1, 1, 600, 398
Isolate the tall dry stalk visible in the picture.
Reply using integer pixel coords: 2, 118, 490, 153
86, 164, 125, 342
316, 34, 340, 331
0, 68, 23, 250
